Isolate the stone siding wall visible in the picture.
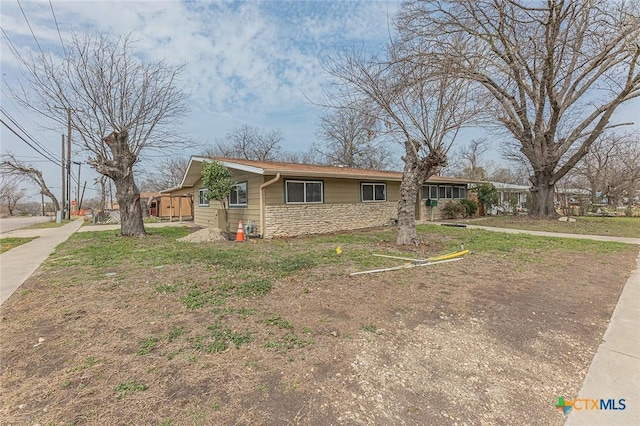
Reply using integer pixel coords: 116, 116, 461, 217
264, 202, 397, 238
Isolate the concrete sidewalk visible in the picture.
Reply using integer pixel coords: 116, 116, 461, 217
565, 252, 640, 425
0, 218, 84, 305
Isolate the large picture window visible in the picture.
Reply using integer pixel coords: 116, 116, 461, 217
285, 180, 323, 203
198, 188, 209, 207
361, 183, 386, 202
229, 182, 248, 207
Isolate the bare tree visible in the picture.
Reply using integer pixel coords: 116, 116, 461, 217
9, 33, 188, 235
1, 154, 60, 212
314, 108, 396, 170
208, 125, 282, 161
0, 174, 27, 217
140, 156, 189, 192
398, 0, 640, 217
570, 132, 640, 206
279, 149, 322, 165
323, 43, 478, 245
452, 138, 490, 181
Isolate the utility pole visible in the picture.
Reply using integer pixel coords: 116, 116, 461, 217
66, 108, 71, 220
61, 134, 65, 222
74, 161, 82, 212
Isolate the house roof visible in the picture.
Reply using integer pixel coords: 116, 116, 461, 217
171, 156, 473, 191
490, 182, 531, 191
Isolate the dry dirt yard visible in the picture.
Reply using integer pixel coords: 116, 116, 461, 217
0, 225, 637, 425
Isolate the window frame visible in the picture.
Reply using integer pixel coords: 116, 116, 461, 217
198, 188, 209, 207
229, 181, 248, 208
361, 182, 387, 202
439, 186, 453, 199
285, 180, 324, 204
453, 186, 467, 199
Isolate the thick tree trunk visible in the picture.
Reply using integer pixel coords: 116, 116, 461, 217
529, 171, 557, 217
114, 171, 145, 236
96, 130, 146, 236
397, 167, 422, 245
396, 140, 447, 245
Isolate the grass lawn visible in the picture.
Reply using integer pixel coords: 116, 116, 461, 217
457, 215, 640, 238
0, 237, 38, 254
25, 219, 70, 229
0, 226, 637, 425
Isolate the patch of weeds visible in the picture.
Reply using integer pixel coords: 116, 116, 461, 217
20, 289, 32, 296
235, 278, 273, 297
211, 306, 255, 320
62, 379, 72, 388
361, 325, 378, 334
183, 285, 229, 310
262, 313, 293, 329
188, 355, 196, 363
192, 323, 254, 353
166, 349, 181, 360
159, 420, 175, 426
154, 283, 177, 293
136, 337, 159, 355
265, 333, 314, 350
302, 326, 312, 334
212, 402, 220, 411
70, 356, 98, 372
255, 383, 268, 393
115, 380, 148, 400
167, 326, 185, 342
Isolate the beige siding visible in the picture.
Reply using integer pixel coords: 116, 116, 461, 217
225, 171, 262, 235
265, 177, 400, 206
193, 177, 222, 228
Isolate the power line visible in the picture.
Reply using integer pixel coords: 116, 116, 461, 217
0, 118, 61, 167
0, 106, 58, 160
48, 0, 65, 52
1, 107, 60, 164
16, 0, 44, 55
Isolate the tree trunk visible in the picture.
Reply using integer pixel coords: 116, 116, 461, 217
114, 171, 146, 236
397, 167, 422, 245
98, 131, 146, 236
396, 140, 447, 245
529, 171, 557, 217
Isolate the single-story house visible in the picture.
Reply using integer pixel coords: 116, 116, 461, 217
488, 182, 531, 215
166, 157, 473, 238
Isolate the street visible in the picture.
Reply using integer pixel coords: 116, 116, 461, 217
0, 216, 53, 234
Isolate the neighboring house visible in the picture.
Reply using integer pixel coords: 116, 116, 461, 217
142, 192, 193, 220
165, 157, 473, 238
488, 182, 531, 215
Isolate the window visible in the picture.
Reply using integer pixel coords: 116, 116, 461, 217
229, 182, 248, 207
362, 183, 386, 202
422, 185, 439, 199
439, 186, 453, 199
453, 186, 467, 199
285, 180, 323, 203
198, 188, 209, 207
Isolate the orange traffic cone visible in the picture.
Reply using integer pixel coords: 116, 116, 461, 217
235, 220, 245, 242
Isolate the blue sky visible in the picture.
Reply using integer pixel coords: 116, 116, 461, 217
1, 0, 401, 202
1, 0, 639, 203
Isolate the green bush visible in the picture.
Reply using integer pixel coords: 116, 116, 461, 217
441, 201, 466, 219
459, 199, 478, 217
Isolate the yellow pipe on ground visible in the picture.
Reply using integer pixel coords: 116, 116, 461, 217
427, 249, 470, 262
